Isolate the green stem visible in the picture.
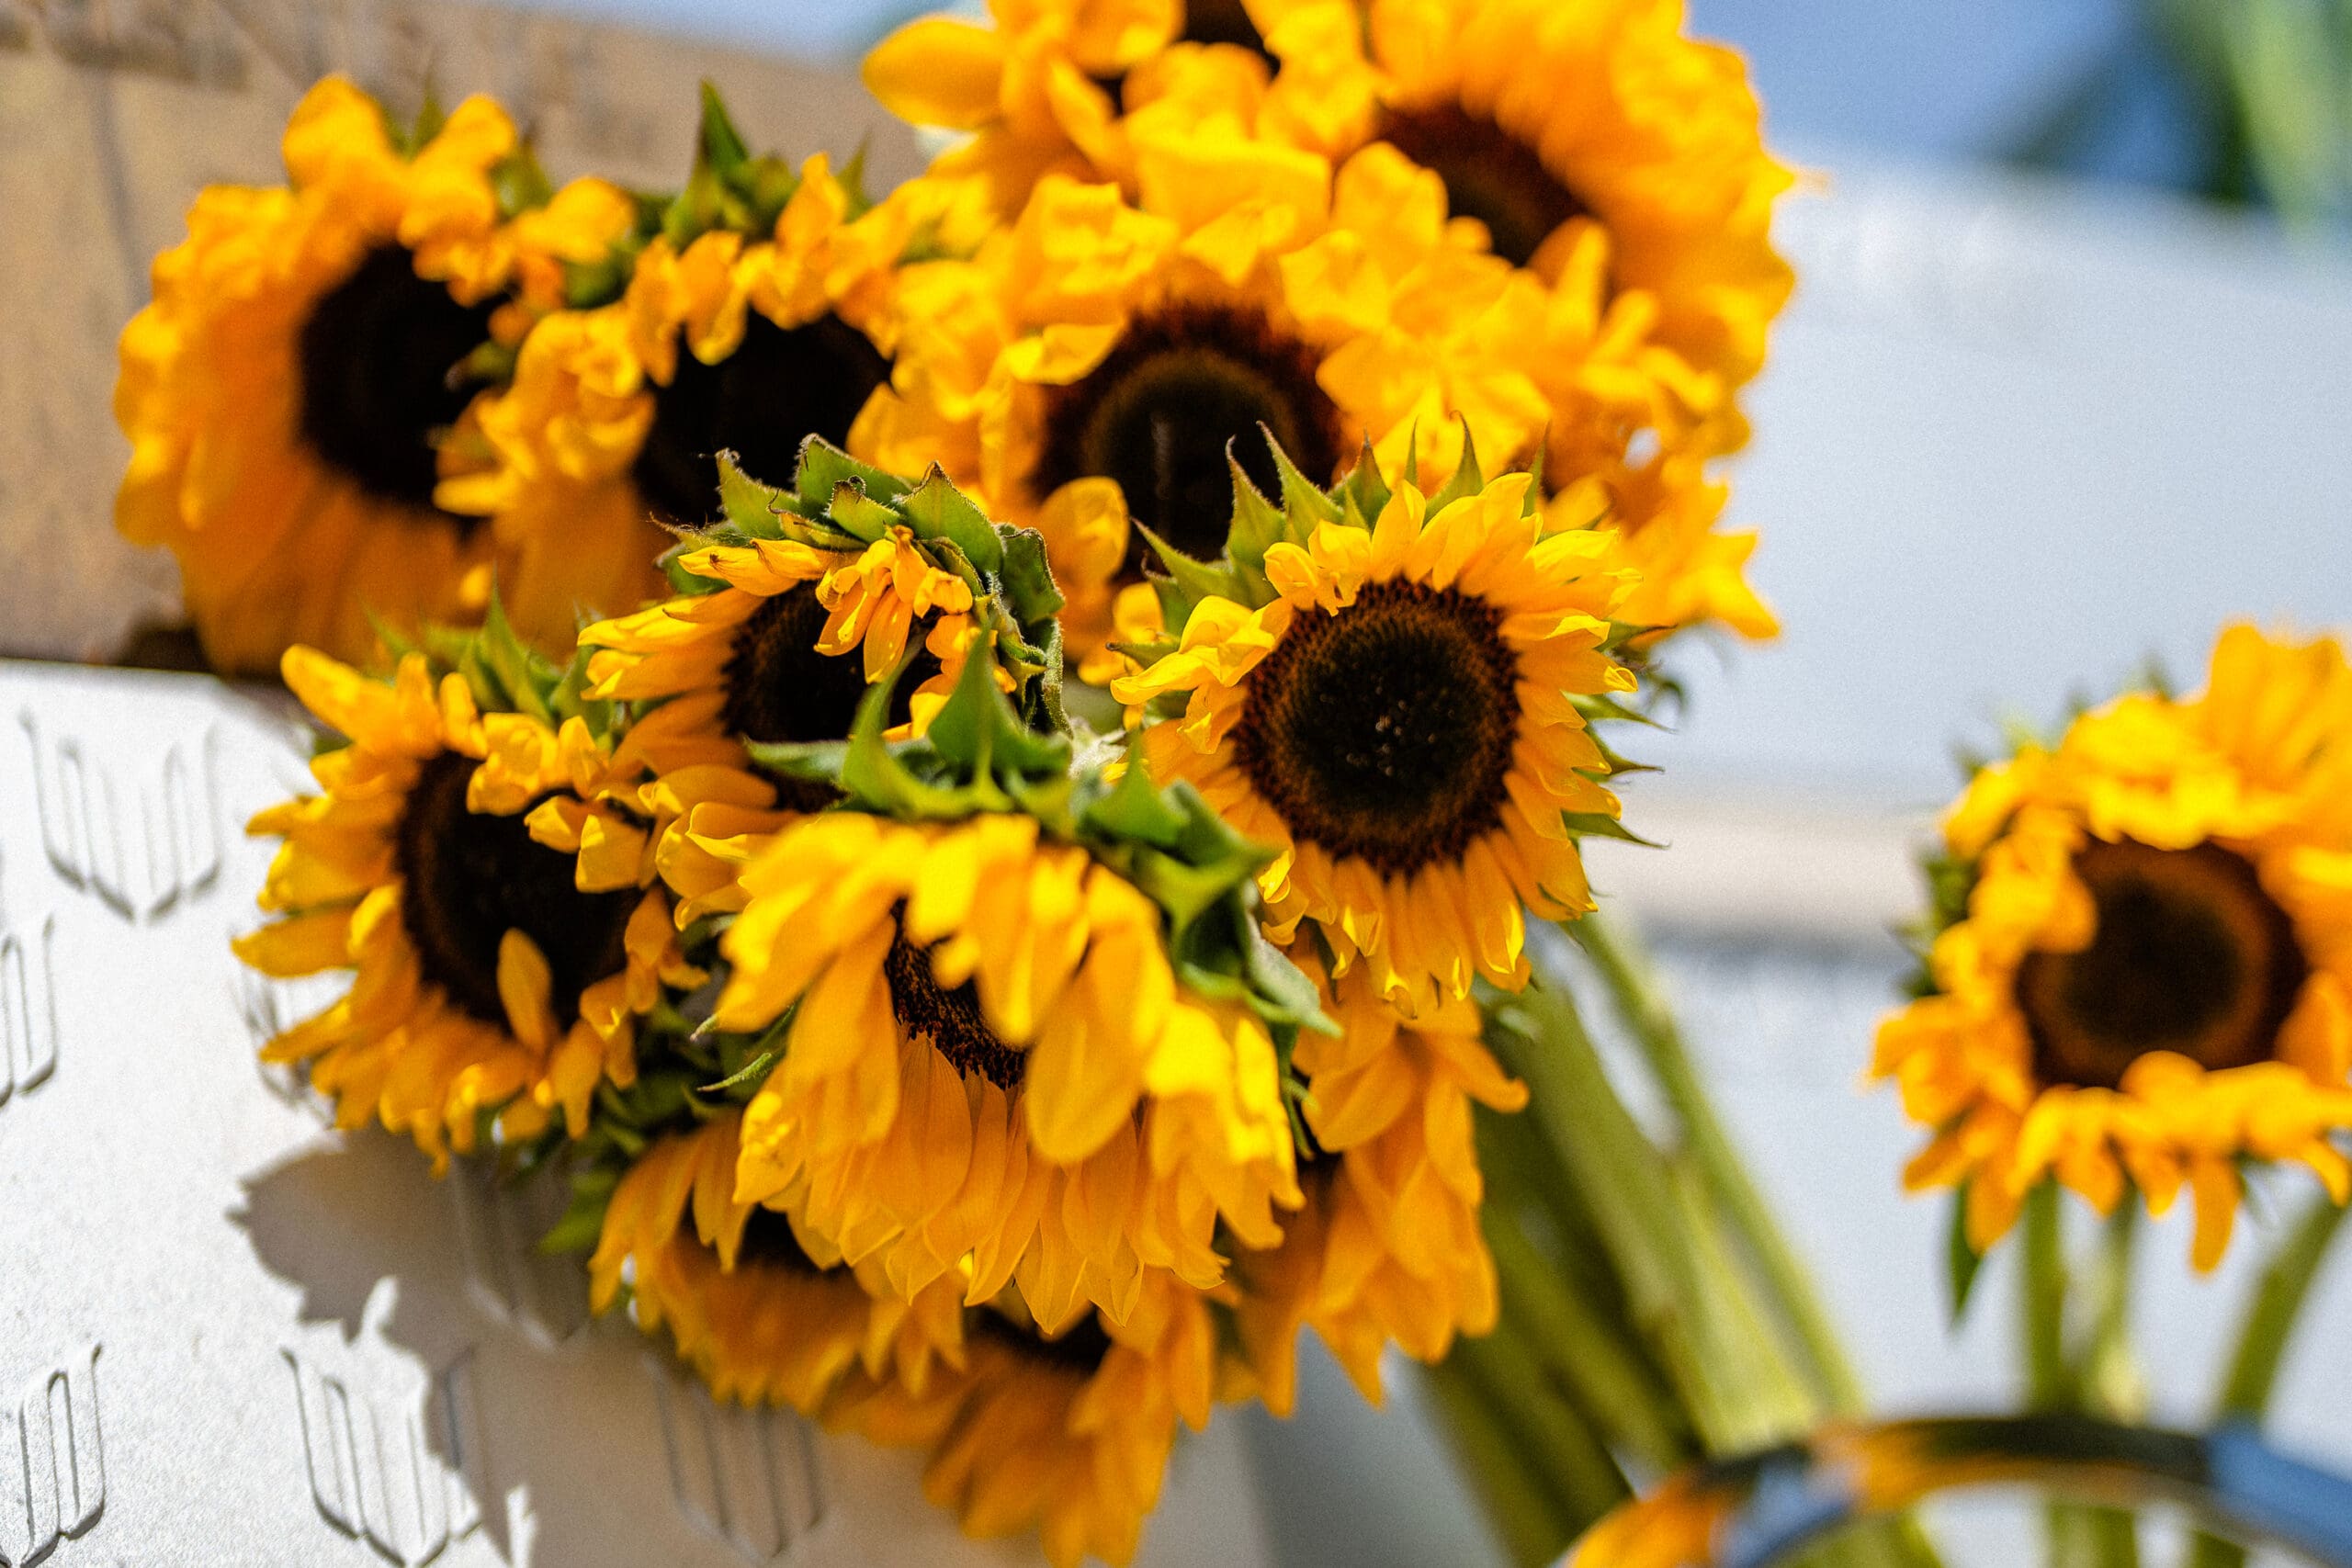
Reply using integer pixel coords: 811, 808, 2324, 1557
2216, 1187, 2347, 1417
1485, 979, 1747, 1448
1420, 1356, 1581, 1568
2021, 1184, 2143, 1568
1448, 1325, 1632, 1556
2188, 1189, 2349, 1568
1483, 1202, 1697, 1473
2022, 1183, 2073, 1412
1575, 911, 1866, 1416
2081, 1206, 2142, 1568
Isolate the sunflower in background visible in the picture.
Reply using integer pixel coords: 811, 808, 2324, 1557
1114, 456, 1634, 1014
1876, 625, 2352, 1269
114, 78, 629, 675
234, 627, 699, 1164
589, 1111, 967, 1412
862, 0, 1300, 245
1227, 954, 1526, 1413
854, 130, 1643, 663
865, 2, 1784, 660
441, 96, 934, 656
905, 1275, 1217, 1568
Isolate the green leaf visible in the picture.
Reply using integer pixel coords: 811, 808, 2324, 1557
899, 467, 1004, 571
1948, 1184, 1987, 1325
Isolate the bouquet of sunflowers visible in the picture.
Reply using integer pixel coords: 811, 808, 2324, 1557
110, 3, 2352, 1566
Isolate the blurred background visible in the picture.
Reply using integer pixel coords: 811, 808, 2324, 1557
5, 3, 2348, 1563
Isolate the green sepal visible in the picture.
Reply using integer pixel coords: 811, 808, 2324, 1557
1426, 422, 1485, 512
1334, 437, 1392, 524
1139, 525, 1254, 607
490, 144, 555, 221
717, 451, 865, 548
828, 479, 903, 543
899, 467, 1005, 572
538, 1164, 620, 1256
1223, 448, 1290, 578
794, 436, 911, 509
387, 91, 447, 159
1558, 811, 1661, 849
1267, 429, 1341, 528
656, 536, 730, 595
999, 525, 1068, 626
924, 629, 1071, 780
1947, 1183, 1987, 1324
474, 593, 555, 726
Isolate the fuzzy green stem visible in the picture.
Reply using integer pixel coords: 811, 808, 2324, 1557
2188, 1189, 2349, 1568
1575, 911, 1866, 1416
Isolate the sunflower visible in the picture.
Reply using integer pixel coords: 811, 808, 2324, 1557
863, 0, 1309, 244
854, 128, 1648, 660
1875, 625, 2352, 1269
1243, 0, 1795, 404
590, 1111, 965, 1411
234, 645, 698, 1164
712, 806, 1302, 1334
113, 78, 626, 675
908, 1276, 1217, 1568
1571, 451, 1778, 644
578, 523, 985, 924
1226, 953, 1524, 1412
1114, 465, 1633, 1013
439, 152, 920, 654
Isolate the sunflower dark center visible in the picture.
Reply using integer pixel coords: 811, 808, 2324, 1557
633, 310, 890, 525
297, 244, 494, 512
718, 587, 937, 812
1094, 0, 1274, 102
393, 751, 637, 1032
1235, 579, 1521, 878
976, 1308, 1114, 1376
1179, 0, 1272, 59
1381, 103, 1592, 270
734, 1206, 824, 1274
1033, 303, 1342, 579
2016, 840, 2307, 1091
884, 910, 1024, 1090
